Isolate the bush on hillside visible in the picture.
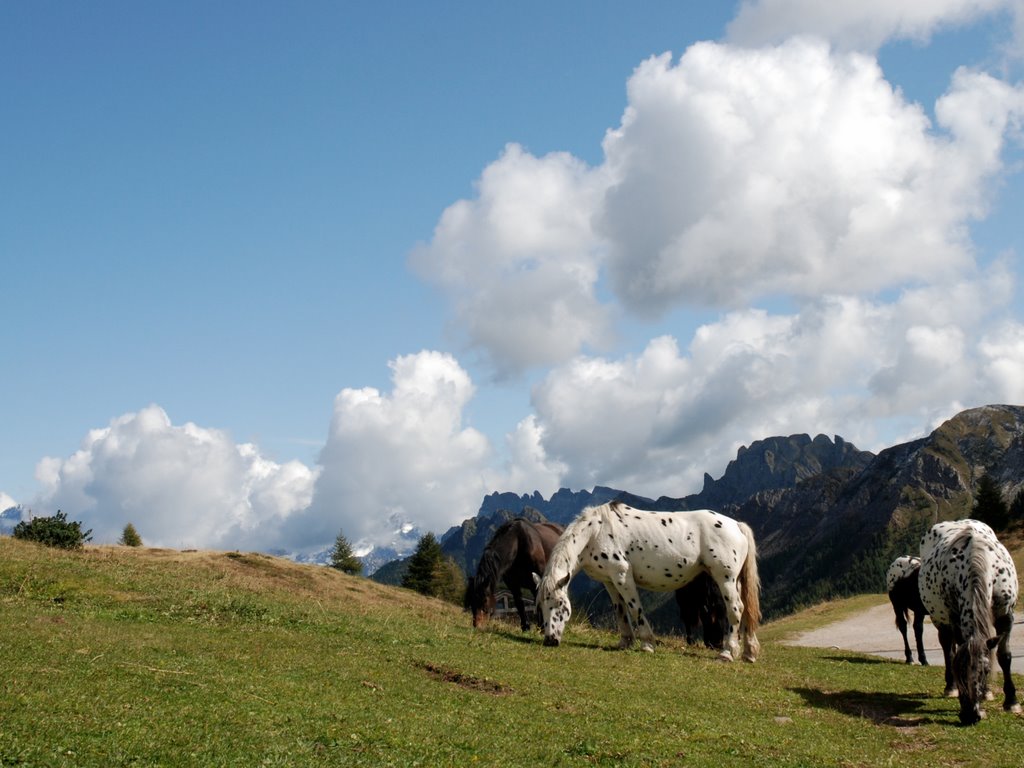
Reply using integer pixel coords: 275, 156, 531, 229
13, 510, 92, 550
119, 523, 143, 547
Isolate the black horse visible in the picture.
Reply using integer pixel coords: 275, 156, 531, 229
465, 518, 564, 631
886, 555, 929, 665
675, 570, 726, 649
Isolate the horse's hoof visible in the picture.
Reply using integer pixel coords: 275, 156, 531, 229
640, 642, 655, 653
944, 688, 958, 698
984, 691, 995, 702
1005, 702, 1022, 714
742, 653, 758, 663
717, 651, 735, 662
543, 636, 560, 647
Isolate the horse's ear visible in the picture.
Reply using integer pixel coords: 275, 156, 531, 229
532, 572, 542, 588
556, 573, 570, 590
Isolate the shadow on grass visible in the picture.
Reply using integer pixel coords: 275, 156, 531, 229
822, 654, 898, 665
790, 687, 941, 726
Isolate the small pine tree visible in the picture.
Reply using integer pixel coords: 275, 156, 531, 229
12, 510, 92, 550
329, 530, 362, 575
119, 523, 143, 547
402, 533, 445, 596
432, 556, 467, 606
974, 473, 1009, 531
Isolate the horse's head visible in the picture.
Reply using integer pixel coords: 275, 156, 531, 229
953, 637, 992, 725
465, 575, 496, 629
534, 571, 572, 647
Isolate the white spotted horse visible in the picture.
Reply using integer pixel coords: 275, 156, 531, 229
918, 518, 1021, 725
886, 556, 929, 665
534, 501, 761, 662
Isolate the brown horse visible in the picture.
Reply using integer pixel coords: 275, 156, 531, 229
675, 570, 726, 650
465, 518, 564, 631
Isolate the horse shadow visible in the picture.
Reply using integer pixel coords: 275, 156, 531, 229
789, 686, 939, 726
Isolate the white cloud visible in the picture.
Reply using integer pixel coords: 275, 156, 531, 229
528, 269, 1022, 497
409, 143, 613, 377
599, 40, 1024, 314
726, 0, 1021, 51
32, 405, 316, 549
413, 39, 1024, 378
0, 491, 16, 511
286, 351, 494, 553
980, 321, 1024, 400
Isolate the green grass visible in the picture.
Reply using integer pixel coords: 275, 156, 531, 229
2, 538, 1023, 767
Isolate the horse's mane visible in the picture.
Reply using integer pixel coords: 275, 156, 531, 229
473, 519, 519, 588
543, 504, 610, 585
956, 525, 996, 641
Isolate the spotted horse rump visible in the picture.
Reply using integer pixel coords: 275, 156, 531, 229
534, 501, 761, 662
918, 518, 1020, 725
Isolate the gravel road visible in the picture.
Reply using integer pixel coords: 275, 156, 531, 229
786, 601, 1024, 673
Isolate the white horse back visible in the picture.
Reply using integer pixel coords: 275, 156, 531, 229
580, 505, 748, 592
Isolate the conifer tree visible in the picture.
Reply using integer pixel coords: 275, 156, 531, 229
329, 530, 362, 575
974, 473, 1009, 531
402, 532, 444, 595
119, 523, 143, 547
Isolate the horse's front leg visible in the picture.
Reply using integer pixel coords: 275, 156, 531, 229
993, 615, 1021, 714
937, 624, 957, 697
604, 587, 635, 649
510, 588, 530, 632
612, 578, 656, 652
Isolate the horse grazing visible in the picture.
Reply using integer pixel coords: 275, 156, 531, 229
534, 502, 761, 662
675, 571, 725, 649
918, 519, 1020, 725
464, 518, 564, 631
886, 555, 929, 665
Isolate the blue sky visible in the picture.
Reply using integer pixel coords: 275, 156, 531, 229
3, 1, 1024, 556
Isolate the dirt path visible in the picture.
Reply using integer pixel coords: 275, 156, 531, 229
785, 602, 1024, 673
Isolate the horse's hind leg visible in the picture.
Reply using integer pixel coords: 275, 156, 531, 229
993, 614, 1021, 714
892, 602, 913, 663
912, 610, 928, 666
715, 574, 743, 662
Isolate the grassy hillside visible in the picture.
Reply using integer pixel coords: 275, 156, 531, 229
2, 538, 1023, 767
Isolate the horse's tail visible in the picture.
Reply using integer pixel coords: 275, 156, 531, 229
965, 533, 995, 642
738, 521, 762, 660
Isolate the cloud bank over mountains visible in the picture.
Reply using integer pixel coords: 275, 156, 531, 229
9, 2, 1024, 556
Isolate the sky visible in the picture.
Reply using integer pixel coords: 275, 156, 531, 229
3, 1, 1024, 557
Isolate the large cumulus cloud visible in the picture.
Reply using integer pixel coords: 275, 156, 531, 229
283, 351, 496, 554
416, 39, 1024, 363
530, 268, 1024, 498
33, 405, 316, 549
601, 42, 1023, 313
410, 144, 613, 376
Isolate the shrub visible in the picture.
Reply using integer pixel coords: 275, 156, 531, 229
329, 530, 362, 575
13, 510, 92, 550
119, 523, 143, 547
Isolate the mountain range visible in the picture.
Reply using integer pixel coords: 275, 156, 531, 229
381, 404, 1023, 622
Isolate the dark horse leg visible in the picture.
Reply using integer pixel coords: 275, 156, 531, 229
505, 576, 531, 632
891, 598, 913, 664
992, 613, 1021, 713
937, 624, 957, 697
912, 610, 928, 666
